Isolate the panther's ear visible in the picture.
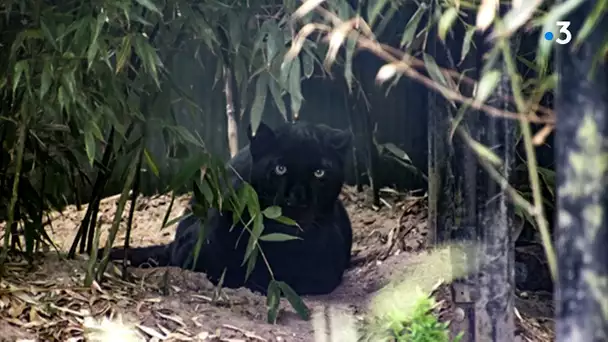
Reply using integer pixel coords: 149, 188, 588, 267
247, 122, 276, 159
327, 129, 352, 157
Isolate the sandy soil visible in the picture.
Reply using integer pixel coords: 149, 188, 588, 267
0, 187, 554, 341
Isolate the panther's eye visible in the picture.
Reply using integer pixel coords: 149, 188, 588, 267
313, 169, 325, 178
274, 164, 287, 175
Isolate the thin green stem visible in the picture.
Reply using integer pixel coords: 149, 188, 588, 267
499, 39, 557, 281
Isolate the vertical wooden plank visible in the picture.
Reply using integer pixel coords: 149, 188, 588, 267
472, 35, 516, 342
555, 1, 608, 340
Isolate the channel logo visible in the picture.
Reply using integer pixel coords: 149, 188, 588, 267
543, 21, 572, 45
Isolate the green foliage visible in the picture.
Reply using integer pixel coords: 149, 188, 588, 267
0, 0, 327, 323
388, 296, 461, 342
227, 182, 309, 322
0, 0, 169, 261
266, 279, 310, 324
3, 0, 596, 330
0, 0, 334, 253
312, 245, 474, 342
376, 142, 428, 182
286, 0, 595, 283
514, 164, 556, 232
170, 163, 308, 322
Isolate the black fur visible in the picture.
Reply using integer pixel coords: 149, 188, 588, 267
105, 121, 353, 295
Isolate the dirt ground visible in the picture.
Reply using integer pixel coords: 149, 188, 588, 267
0, 187, 554, 341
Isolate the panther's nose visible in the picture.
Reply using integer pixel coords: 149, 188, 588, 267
286, 185, 306, 206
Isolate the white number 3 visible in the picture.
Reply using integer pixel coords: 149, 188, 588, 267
556, 21, 572, 45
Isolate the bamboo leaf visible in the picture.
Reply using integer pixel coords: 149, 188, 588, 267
57, 86, 67, 111
259, 233, 301, 242
133, 35, 161, 86
277, 281, 310, 320
40, 20, 57, 50
84, 130, 96, 166
252, 21, 271, 57
574, 0, 607, 47
459, 26, 476, 64
87, 15, 105, 69
302, 51, 314, 79
476, 0, 498, 31
469, 138, 503, 167
169, 154, 208, 190
228, 12, 243, 52
475, 70, 501, 104
266, 281, 281, 324
289, 56, 303, 114
195, 178, 215, 208
438, 7, 459, 41
401, 4, 427, 48
423, 53, 456, 106
39, 62, 52, 100
60, 70, 76, 100
367, 0, 390, 28
12, 60, 27, 96
143, 148, 160, 177
243, 214, 264, 264
244, 247, 258, 281
268, 78, 287, 120
266, 21, 281, 66
271, 216, 298, 226
134, 0, 162, 15
345, 34, 358, 90
422, 53, 448, 87
262, 206, 281, 219
382, 143, 412, 163
250, 73, 269, 136
494, 0, 542, 38
116, 35, 132, 74
89, 121, 104, 141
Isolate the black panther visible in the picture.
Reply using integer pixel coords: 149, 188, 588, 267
105, 121, 353, 296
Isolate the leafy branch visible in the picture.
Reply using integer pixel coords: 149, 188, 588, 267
280, 0, 601, 281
